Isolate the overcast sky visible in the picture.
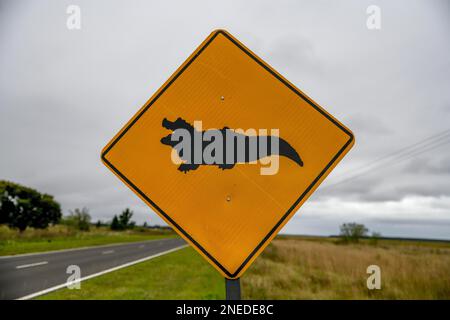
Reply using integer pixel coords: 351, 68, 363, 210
1, 0, 449, 239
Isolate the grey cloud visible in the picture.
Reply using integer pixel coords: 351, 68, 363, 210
402, 155, 450, 175
347, 113, 393, 136
266, 35, 323, 76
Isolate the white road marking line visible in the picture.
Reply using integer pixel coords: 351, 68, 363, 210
16, 244, 188, 300
102, 250, 114, 255
16, 261, 48, 269
138, 245, 145, 249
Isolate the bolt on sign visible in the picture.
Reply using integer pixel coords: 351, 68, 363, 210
101, 30, 354, 279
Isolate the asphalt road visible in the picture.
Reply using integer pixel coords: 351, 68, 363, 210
0, 238, 185, 300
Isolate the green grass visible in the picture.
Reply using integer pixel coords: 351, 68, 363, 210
38, 247, 225, 300
37, 236, 450, 300
0, 225, 175, 256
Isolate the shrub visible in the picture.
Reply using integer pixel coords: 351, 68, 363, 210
63, 208, 91, 231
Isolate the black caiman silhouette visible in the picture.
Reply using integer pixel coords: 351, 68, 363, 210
160, 117, 303, 173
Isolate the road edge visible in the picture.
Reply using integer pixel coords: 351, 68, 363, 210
16, 244, 188, 300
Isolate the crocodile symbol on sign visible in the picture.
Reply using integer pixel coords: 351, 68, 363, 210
160, 117, 303, 174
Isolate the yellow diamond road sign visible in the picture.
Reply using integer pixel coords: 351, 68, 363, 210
101, 30, 354, 278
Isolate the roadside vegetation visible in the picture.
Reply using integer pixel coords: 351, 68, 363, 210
2, 180, 449, 299
0, 180, 175, 256
242, 236, 450, 299
39, 235, 450, 300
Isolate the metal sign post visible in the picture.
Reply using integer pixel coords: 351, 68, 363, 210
225, 278, 241, 300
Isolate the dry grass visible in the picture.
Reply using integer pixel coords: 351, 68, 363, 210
242, 238, 450, 299
0, 224, 172, 240
0, 224, 77, 240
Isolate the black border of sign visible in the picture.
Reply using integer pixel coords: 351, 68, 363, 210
101, 30, 354, 278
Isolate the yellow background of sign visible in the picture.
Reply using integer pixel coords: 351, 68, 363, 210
102, 30, 354, 278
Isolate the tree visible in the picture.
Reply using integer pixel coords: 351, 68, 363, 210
65, 208, 91, 231
339, 222, 368, 243
110, 208, 135, 231
119, 208, 133, 228
110, 215, 121, 230
0, 180, 61, 231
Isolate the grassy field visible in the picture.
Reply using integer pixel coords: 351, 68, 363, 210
242, 237, 450, 299
39, 236, 450, 300
0, 225, 175, 256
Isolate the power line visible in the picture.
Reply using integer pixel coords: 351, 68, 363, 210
323, 129, 450, 190
334, 128, 450, 179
